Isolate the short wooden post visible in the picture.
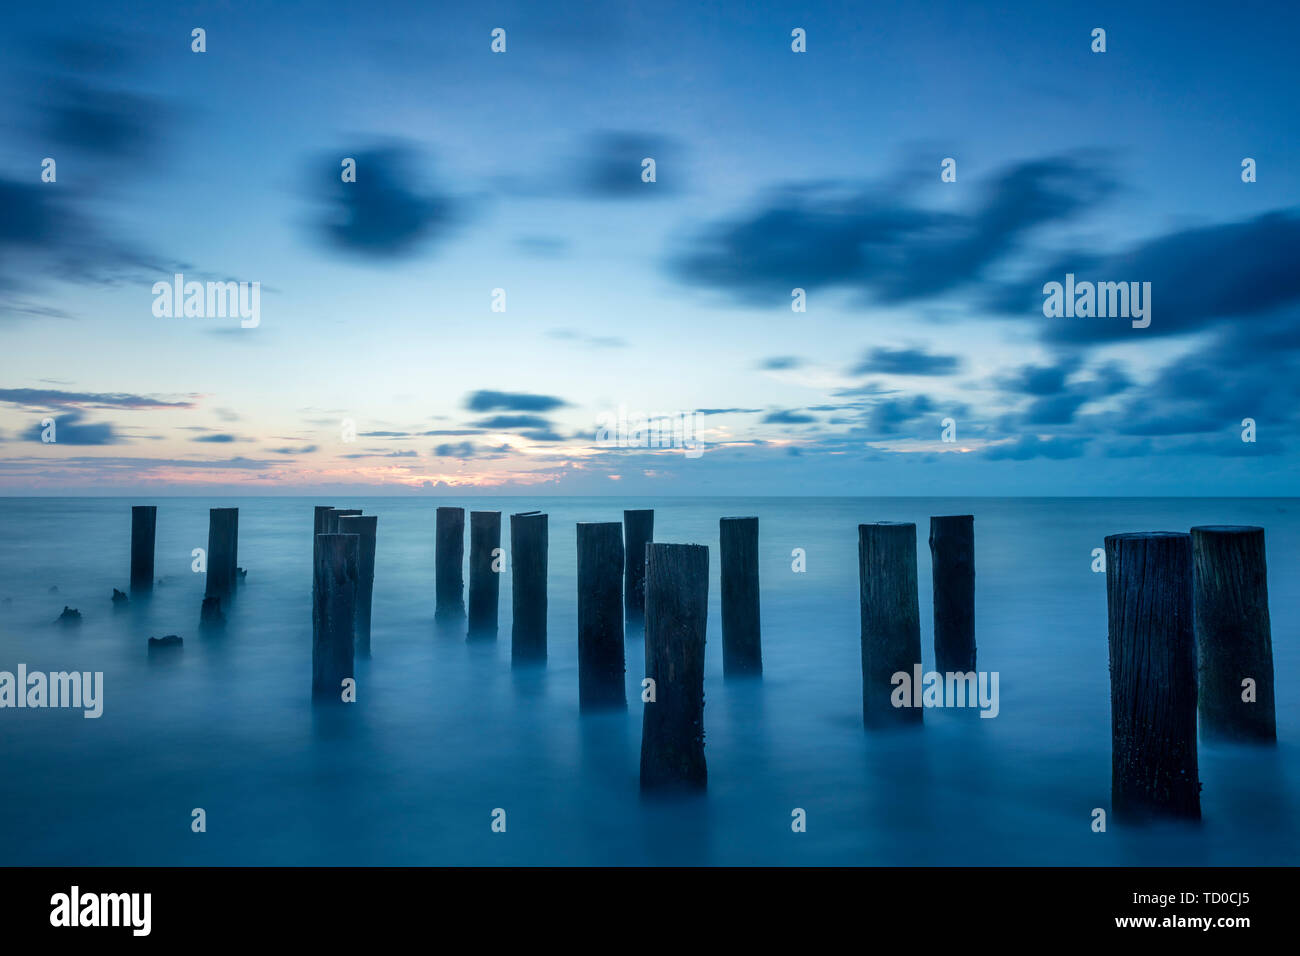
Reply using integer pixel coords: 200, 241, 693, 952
720, 516, 761, 677
338, 515, 377, 657
467, 511, 502, 638
640, 543, 709, 792
313, 532, 358, 701
929, 515, 975, 672
1106, 532, 1200, 822
1191, 525, 1276, 742
577, 522, 626, 710
325, 508, 361, 533
204, 507, 239, 600
130, 505, 156, 596
859, 522, 922, 728
510, 511, 548, 665
435, 506, 465, 618
623, 509, 654, 625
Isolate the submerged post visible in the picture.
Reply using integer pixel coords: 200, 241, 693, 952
313, 532, 358, 701
204, 507, 239, 601
1106, 532, 1200, 822
510, 511, 548, 665
467, 511, 502, 638
719, 516, 761, 677
929, 515, 975, 672
1191, 525, 1276, 742
435, 506, 465, 619
623, 509, 654, 626
338, 515, 377, 657
640, 543, 709, 792
130, 505, 157, 596
858, 522, 922, 728
577, 522, 626, 710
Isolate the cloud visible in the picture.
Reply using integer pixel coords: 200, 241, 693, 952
434, 441, 477, 457
697, 407, 763, 415
0, 388, 195, 409
192, 433, 239, 443
758, 356, 804, 370
763, 409, 817, 424
669, 153, 1113, 304
579, 131, 681, 197
983, 435, 1087, 460
308, 144, 464, 258
851, 347, 961, 376
474, 415, 552, 429
268, 445, 318, 454
464, 390, 567, 413
547, 328, 628, 348
24, 411, 120, 445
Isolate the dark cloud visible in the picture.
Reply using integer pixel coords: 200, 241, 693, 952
193, 434, 238, 443
25, 411, 120, 445
763, 409, 817, 424
309, 145, 464, 258
983, 435, 1087, 460
669, 154, 1113, 304
268, 445, 319, 455
433, 441, 477, 457
851, 347, 961, 376
464, 390, 567, 413
697, 407, 763, 415
0, 388, 195, 409
44, 83, 165, 158
759, 356, 804, 370
580, 131, 680, 197
474, 415, 552, 429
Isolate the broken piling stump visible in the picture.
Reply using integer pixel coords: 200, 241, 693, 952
435, 506, 465, 619
577, 521, 626, 710
467, 511, 502, 638
313, 532, 359, 702
510, 511, 548, 666
929, 515, 976, 673
720, 516, 762, 677
204, 508, 239, 601
858, 522, 923, 728
130, 505, 156, 597
623, 509, 654, 626
338, 515, 377, 657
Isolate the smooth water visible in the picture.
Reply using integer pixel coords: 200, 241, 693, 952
0, 497, 1296, 865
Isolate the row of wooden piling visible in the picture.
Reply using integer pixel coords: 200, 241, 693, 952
129, 505, 1278, 807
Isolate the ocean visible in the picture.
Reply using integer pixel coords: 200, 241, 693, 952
0, 496, 1296, 865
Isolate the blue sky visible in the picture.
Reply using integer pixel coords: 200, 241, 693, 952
2, 0, 1298, 494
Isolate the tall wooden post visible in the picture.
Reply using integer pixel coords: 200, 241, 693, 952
720, 516, 762, 677
1191, 525, 1276, 742
313, 532, 358, 701
640, 543, 709, 792
204, 508, 239, 601
858, 522, 922, 728
929, 515, 975, 672
577, 522, 626, 710
338, 515, 377, 657
623, 509, 654, 626
130, 505, 157, 596
312, 505, 334, 646
1106, 532, 1200, 822
468, 511, 502, 638
510, 511, 548, 665
435, 506, 465, 619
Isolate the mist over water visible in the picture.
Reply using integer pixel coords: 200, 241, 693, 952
0, 496, 1296, 865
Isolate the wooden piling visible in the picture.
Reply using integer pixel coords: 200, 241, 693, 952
312, 506, 334, 645
929, 515, 975, 673
859, 522, 923, 728
640, 543, 709, 792
623, 509, 654, 625
313, 532, 358, 701
510, 511, 548, 665
1106, 532, 1200, 822
1191, 525, 1276, 742
130, 505, 156, 596
577, 522, 626, 710
435, 506, 465, 618
325, 508, 362, 533
204, 508, 239, 600
467, 511, 502, 638
337, 515, 377, 657
720, 516, 762, 677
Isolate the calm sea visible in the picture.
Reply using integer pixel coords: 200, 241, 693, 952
0, 496, 1296, 865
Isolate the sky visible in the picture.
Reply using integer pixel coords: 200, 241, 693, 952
2, 0, 1299, 495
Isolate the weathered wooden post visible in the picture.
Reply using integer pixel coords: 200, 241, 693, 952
720, 516, 762, 677
325, 508, 362, 533
130, 505, 156, 596
1106, 532, 1200, 822
338, 515, 377, 656
1191, 525, 1276, 742
312, 505, 334, 644
313, 532, 358, 701
859, 522, 922, 728
640, 543, 709, 792
204, 507, 239, 601
929, 515, 975, 672
577, 522, 626, 710
623, 509, 654, 626
467, 511, 502, 638
435, 506, 465, 619
510, 511, 548, 665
